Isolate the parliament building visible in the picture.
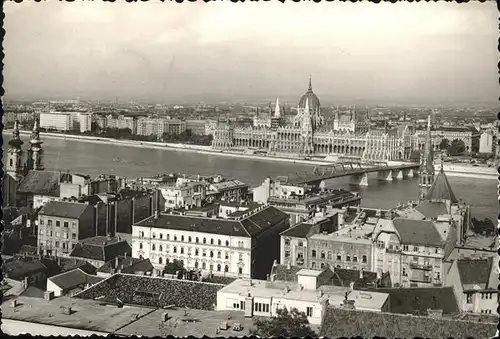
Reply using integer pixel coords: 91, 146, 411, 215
212, 78, 418, 161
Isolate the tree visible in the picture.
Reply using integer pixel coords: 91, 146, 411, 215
249, 307, 317, 338
471, 217, 495, 236
163, 259, 186, 279
439, 138, 450, 150
448, 139, 466, 156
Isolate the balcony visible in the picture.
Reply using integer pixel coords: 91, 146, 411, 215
410, 262, 432, 270
409, 275, 432, 283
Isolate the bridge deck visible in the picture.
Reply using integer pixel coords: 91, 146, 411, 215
287, 162, 419, 185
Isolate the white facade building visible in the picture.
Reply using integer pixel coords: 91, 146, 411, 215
479, 131, 494, 154
40, 112, 73, 131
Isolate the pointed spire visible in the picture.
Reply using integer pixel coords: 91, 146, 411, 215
440, 158, 444, 172
274, 97, 281, 118
305, 97, 310, 112
308, 75, 312, 91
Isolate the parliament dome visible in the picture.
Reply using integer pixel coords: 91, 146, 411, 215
298, 77, 321, 111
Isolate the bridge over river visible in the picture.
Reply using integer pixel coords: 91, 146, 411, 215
282, 160, 420, 187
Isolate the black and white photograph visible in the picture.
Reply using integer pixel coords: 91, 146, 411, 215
1, 1, 498, 338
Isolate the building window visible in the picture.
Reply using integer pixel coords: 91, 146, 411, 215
217, 264, 221, 271
56, 221, 60, 227
353, 255, 358, 263
203, 250, 206, 257
217, 251, 221, 259
55, 241, 60, 248
203, 238, 207, 244
320, 251, 325, 259
285, 238, 291, 246
337, 253, 342, 261
63, 221, 68, 228
48, 220, 53, 226
225, 265, 229, 272
159, 257, 163, 265
377, 241, 384, 249
39, 219, 44, 225
320, 263, 325, 269
152, 233, 156, 239
202, 262, 206, 269
435, 248, 440, 254
327, 251, 333, 260
195, 261, 199, 269
298, 241, 303, 247
238, 267, 243, 275
362, 255, 367, 263
139, 243, 143, 249
311, 262, 316, 269
210, 251, 214, 258
312, 250, 317, 258
72, 233, 76, 240
196, 237, 199, 243
173, 247, 177, 253
159, 233, 163, 239
152, 244, 156, 251
402, 268, 407, 276
285, 251, 290, 258
218, 239, 221, 246
403, 245, 409, 251
181, 236, 184, 242
167, 234, 170, 240
181, 247, 184, 254
306, 307, 313, 317
413, 246, 419, 252
159, 245, 163, 252
466, 293, 472, 304
210, 238, 214, 245
346, 255, 351, 262
226, 240, 229, 246
210, 264, 214, 271
195, 249, 199, 256
239, 253, 243, 261
72, 244, 75, 249
225, 252, 229, 259
174, 236, 177, 241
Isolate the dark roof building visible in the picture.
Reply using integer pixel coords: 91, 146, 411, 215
17, 171, 71, 197
425, 166, 458, 203
392, 218, 444, 247
74, 273, 224, 310
47, 268, 105, 296
97, 256, 154, 276
320, 306, 497, 339
70, 236, 132, 266
39, 201, 91, 219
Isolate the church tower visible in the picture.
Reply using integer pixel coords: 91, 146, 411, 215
419, 115, 434, 201
26, 116, 44, 171
274, 97, 281, 118
6, 119, 25, 181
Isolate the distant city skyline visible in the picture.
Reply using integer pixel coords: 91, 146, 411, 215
4, 1, 498, 106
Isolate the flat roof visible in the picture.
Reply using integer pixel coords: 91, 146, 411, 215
116, 308, 254, 337
2, 296, 154, 334
296, 269, 323, 277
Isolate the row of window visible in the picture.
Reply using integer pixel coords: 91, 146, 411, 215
41, 230, 77, 240
139, 243, 245, 261
138, 232, 245, 248
41, 241, 75, 250
254, 302, 270, 313
401, 244, 441, 254
283, 239, 304, 247
40, 219, 76, 228
157, 257, 244, 274
480, 310, 493, 314
310, 250, 368, 263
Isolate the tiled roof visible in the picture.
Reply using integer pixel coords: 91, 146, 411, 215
270, 264, 302, 282
74, 273, 224, 310
210, 180, 248, 191
332, 268, 378, 289
425, 169, 458, 203
415, 201, 449, 219
320, 307, 497, 339
280, 222, 315, 238
369, 287, 459, 315
3, 257, 46, 280
49, 268, 104, 291
135, 206, 287, 238
393, 218, 444, 247
39, 201, 91, 219
17, 171, 68, 197
97, 256, 154, 274
457, 258, 493, 290
70, 237, 132, 262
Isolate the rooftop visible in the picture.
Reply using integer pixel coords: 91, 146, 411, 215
415, 201, 449, 219
69, 237, 131, 262
96, 256, 154, 275
2, 295, 153, 334
74, 273, 224, 310
49, 268, 104, 292
392, 218, 444, 247
209, 180, 249, 191
425, 168, 458, 203
457, 257, 496, 290
134, 205, 288, 238
320, 306, 497, 339
39, 201, 91, 219
17, 171, 70, 197
3, 256, 47, 280
310, 223, 374, 245
116, 308, 254, 337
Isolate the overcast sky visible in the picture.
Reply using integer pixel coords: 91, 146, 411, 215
4, 1, 498, 105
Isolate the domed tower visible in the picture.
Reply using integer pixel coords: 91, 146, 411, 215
6, 119, 25, 181
26, 116, 44, 171
298, 76, 324, 130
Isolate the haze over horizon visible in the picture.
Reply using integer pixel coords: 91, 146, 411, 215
4, 1, 498, 106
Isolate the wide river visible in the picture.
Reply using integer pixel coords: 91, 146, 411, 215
5, 135, 497, 221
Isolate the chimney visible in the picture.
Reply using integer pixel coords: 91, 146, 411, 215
244, 293, 254, 318
161, 312, 169, 322
287, 262, 291, 270
60, 305, 72, 315
115, 256, 120, 269
270, 274, 276, 282
22, 277, 29, 289
10, 299, 18, 308
107, 233, 112, 241
44, 291, 55, 301
359, 269, 363, 280
154, 210, 159, 219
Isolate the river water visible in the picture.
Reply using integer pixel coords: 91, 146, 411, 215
5, 135, 497, 221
